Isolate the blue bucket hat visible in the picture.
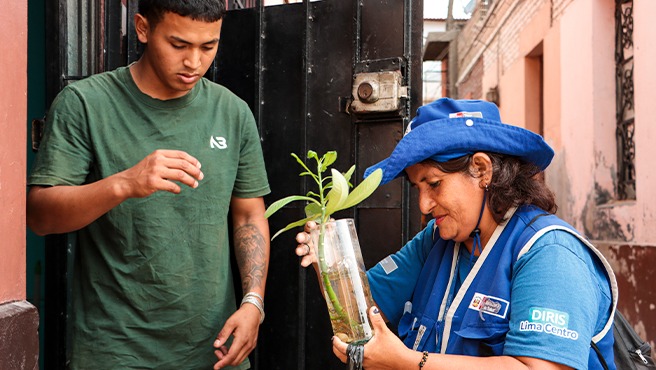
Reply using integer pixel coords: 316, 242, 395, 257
364, 98, 554, 184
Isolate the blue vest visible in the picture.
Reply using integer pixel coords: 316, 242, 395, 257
396, 206, 617, 368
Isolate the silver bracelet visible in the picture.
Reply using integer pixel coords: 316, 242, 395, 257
241, 295, 265, 324
243, 292, 264, 305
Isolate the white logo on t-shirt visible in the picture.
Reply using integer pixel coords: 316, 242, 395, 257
210, 136, 227, 149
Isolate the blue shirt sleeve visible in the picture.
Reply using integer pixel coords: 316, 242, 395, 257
366, 220, 436, 324
503, 230, 613, 369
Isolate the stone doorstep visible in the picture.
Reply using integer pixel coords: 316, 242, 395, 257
0, 300, 39, 370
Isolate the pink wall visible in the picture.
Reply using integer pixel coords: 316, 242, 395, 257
556, 0, 656, 244
633, 0, 656, 242
487, 1, 552, 133
542, 21, 561, 151
555, 0, 656, 341
496, 57, 524, 127
0, 1, 28, 302
554, 0, 596, 218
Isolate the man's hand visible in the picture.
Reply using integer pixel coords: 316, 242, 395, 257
213, 303, 261, 369
27, 149, 204, 235
216, 197, 268, 369
117, 149, 204, 198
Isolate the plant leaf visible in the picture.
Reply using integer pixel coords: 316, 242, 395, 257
343, 165, 356, 184
305, 203, 322, 219
307, 150, 318, 161
264, 195, 318, 218
292, 152, 316, 177
292, 152, 305, 166
324, 169, 349, 216
321, 151, 338, 172
271, 215, 320, 240
336, 168, 383, 211
323, 180, 333, 191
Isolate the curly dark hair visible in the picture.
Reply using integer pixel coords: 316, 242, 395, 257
426, 153, 557, 224
138, 0, 226, 28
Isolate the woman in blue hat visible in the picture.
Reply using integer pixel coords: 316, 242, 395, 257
295, 98, 617, 369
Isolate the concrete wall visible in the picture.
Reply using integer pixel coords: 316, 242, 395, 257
0, 1, 40, 368
454, 0, 656, 347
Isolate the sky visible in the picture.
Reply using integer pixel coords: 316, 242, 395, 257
424, 0, 472, 19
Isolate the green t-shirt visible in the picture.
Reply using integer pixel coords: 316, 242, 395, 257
29, 66, 270, 369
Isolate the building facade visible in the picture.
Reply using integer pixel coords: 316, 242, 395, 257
439, 0, 655, 346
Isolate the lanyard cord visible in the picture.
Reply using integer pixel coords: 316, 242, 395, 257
469, 185, 488, 266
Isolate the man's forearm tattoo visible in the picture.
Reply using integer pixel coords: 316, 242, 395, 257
234, 223, 266, 292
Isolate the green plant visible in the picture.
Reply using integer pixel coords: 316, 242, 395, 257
265, 150, 382, 238
264, 150, 382, 338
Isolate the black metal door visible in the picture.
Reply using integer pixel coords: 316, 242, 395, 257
40, 0, 127, 367
39, 0, 423, 368
215, 1, 423, 368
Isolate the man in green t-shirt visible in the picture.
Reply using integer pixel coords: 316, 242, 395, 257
26, 1, 270, 369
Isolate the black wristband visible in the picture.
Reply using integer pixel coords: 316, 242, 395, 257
418, 351, 429, 369
347, 343, 364, 370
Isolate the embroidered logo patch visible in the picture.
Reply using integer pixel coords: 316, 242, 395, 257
518, 307, 579, 340
448, 111, 483, 119
468, 293, 509, 319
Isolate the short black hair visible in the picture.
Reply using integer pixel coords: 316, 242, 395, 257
138, 0, 226, 28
